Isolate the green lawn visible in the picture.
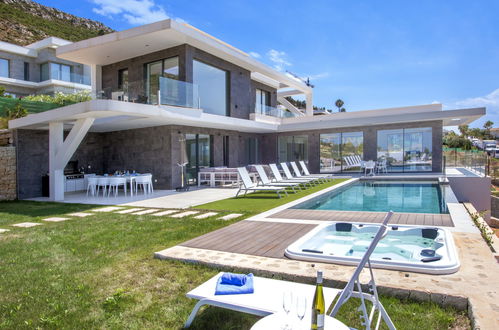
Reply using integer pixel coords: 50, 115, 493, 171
194, 179, 347, 214
0, 184, 470, 329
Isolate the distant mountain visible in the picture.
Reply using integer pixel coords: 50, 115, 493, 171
0, 0, 113, 46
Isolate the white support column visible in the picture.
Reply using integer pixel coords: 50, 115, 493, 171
49, 122, 64, 201
305, 92, 313, 117
49, 118, 95, 201
90, 64, 102, 99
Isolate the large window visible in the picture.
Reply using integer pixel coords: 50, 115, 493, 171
118, 68, 128, 90
146, 57, 179, 104
377, 127, 432, 172
320, 132, 363, 173
255, 88, 270, 113
0, 59, 9, 78
40, 62, 71, 82
193, 60, 228, 116
278, 135, 308, 162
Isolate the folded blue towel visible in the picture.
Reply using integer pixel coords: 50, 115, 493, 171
215, 273, 254, 295
220, 272, 247, 286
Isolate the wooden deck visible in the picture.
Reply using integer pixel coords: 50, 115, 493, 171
180, 221, 316, 258
269, 209, 454, 227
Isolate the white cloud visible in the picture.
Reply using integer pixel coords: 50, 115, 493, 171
267, 49, 291, 71
248, 51, 261, 59
91, 0, 172, 25
455, 88, 499, 108
447, 88, 499, 128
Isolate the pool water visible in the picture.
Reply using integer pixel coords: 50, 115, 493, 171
285, 222, 460, 274
293, 181, 448, 214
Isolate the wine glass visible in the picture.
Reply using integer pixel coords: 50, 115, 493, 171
282, 291, 293, 329
296, 295, 307, 325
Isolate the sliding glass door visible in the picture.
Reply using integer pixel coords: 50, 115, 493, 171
319, 132, 363, 173
377, 127, 432, 172
185, 134, 213, 185
278, 135, 308, 162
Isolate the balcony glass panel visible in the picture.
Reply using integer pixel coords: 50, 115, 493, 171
159, 76, 199, 108
255, 104, 296, 118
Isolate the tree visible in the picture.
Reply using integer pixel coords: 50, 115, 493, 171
458, 124, 469, 137
335, 99, 346, 112
483, 120, 494, 131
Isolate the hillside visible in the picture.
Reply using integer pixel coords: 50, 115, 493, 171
0, 0, 113, 45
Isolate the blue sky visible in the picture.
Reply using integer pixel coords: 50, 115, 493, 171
38, 0, 499, 128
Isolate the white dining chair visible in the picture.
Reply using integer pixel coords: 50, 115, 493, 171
108, 177, 127, 197
364, 160, 376, 176
134, 174, 153, 195
96, 177, 110, 197
86, 177, 98, 196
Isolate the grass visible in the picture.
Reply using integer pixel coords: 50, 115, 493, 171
194, 179, 347, 214
0, 182, 470, 329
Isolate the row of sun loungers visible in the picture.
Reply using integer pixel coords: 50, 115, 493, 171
236, 161, 334, 198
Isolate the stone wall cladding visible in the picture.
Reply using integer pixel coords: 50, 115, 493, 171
101, 44, 271, 120
0, 129, 16, 200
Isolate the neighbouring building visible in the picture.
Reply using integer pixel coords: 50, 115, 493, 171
0, 37, 91, 97
8, 20, 485, 201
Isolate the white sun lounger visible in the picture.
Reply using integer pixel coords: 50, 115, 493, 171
254, 165, 301, 192
268, 164, 311, 187
236, 167, 287, 198
290, 161, 327, 183
184, 212, 396, 329
299, 161, 334, 180
280, 162, 319, 185
184, 272, 340, 328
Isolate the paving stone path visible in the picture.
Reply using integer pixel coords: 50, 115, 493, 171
116, 208, 143, 214
133, 209, 160, 215
0, 228, 10, 233
194, 212, 218, 219
93, 206, 125, 212
171, 211, 199, 218
42, 217, 70, 222
219, 213, 243, 220
68, 212, 93, 217
151, 210, 179, 216
11, 222, 42, 228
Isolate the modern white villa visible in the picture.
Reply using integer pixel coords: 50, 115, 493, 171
0, 37, 91, 96
7, 19, 485, 202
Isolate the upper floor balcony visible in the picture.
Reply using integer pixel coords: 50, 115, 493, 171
97, 76, 200, 109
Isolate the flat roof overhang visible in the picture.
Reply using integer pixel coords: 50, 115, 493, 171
277, 106, 486, 132
56, 19, 311, 93
8, 100, 278, 133
9, 100, 485, 134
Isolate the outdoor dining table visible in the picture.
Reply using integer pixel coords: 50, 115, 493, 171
95, 174, 147, 197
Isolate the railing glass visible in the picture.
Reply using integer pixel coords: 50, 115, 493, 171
255, 104, 297, 118
96, 77, 200, 109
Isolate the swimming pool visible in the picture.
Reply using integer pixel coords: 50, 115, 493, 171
285, 222, 460, 274
292, 180, 449, 214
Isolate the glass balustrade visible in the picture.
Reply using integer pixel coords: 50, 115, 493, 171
255, 104, 297, 118
96, 77, 200, 109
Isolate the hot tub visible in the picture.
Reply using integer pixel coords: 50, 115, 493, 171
285, 222, 460, 274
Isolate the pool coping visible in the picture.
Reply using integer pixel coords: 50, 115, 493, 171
248, 177, 479, 234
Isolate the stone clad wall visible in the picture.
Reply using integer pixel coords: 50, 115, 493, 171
0, 130, 17, 200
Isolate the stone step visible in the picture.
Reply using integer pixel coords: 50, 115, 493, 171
116, 208, 144, 214
42, 217, 70, 222
151, 210, 179, 216
219, 213, 244, 221
67, 212, 93, 217
171, 211, 199, 218
11, 222, 42, 228
194, 212, 218, 219
133, 209, 160, 215
93, 206, 125, 212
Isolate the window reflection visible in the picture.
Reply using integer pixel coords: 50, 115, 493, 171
193, 60, 228, 116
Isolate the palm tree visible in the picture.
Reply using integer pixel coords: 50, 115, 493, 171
483, 120, 494, 131
458, 124, 469, 137
335, 99, 346, 112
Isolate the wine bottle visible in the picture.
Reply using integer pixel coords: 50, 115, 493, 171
311, 270, 325, 330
